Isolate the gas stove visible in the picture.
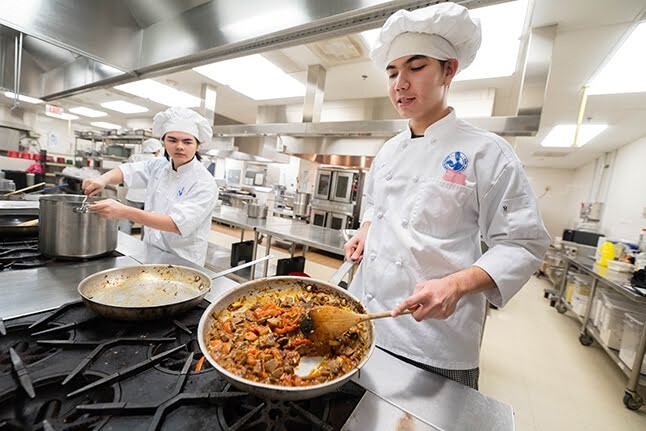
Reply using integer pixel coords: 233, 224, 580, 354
0, 239, 122, 272
0, 301, 364, 431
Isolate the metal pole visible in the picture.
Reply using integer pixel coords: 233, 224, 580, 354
263, 235, 272, 277
580, 278, 598, 333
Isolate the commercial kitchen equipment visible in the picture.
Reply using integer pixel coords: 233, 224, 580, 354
311, 168, 364, 230
39, 195, 118, 259
551, 253, 646, 410
0, 232, 515, 431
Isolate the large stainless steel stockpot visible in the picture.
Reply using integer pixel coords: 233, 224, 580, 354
39, 194, 118, 259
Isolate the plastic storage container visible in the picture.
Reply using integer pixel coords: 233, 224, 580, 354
598, 294, 646, 350
619, 313, 646, 375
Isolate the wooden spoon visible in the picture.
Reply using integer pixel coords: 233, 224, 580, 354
16, 219, 39, 227
300, 305, 414, 342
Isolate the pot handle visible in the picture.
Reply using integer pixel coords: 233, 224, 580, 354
210, 254, 274, 280
328, 259, 355, 286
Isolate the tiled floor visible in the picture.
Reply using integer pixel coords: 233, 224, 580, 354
208, 224, 646, 430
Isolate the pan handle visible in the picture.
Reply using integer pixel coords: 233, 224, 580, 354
210, 254, 274, 280
328, 259, 355, 286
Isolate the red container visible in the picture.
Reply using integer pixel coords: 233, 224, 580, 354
57, 157, 65, 163
20, 152, 31, 159
7, 151, 19, 158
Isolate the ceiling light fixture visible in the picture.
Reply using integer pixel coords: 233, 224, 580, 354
91, 121, 122, 130
69, 106, 108, 118
193, 54, 305, 100
45, 111, 79, 121
3, 91, 43, 104
100, 100, 149, 114
219, 8, 308, 41
113, 80, 200, 107
588, 21, 646, 95
540, 124, 608, 148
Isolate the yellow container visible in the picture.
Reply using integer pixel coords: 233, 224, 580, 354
597, 241, 615, 267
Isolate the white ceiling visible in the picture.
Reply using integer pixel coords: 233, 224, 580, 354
2, 0, 645, 169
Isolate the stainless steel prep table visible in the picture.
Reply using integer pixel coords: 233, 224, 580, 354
212, 206, 304, 277
0, 232, 514, 430
554, 254, 646, 409
254, 222, 349, 278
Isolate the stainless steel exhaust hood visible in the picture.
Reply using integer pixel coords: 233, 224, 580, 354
210, 20, 554, 168
0, 0, 491, 100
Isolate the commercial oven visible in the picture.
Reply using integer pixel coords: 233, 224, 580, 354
314, 170, 333, 199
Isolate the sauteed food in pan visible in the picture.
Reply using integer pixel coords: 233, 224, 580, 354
205, 285, 370, 387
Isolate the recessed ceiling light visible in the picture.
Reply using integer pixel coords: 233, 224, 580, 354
69, 106, 108, 118
91, 121, 122, 129
45, 111, 79, 121
113, 79, 200, 107
588, 22, 646, 95
3, 91, 43, 104
540, 124, 608, 148
100, 100, 149, 114
193, 54, 305, 100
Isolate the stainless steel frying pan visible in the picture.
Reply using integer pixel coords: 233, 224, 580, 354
78, 255, 272, 321
197, 260, 375, 401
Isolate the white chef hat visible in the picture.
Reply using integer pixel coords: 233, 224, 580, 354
152, 107, 213, 144
370, 3, 481, 73
142, 138, 162, 154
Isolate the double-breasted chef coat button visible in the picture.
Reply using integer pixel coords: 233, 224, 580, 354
395, 260, 403, 267
412, 176, 419, 183
385, 173, 393, 181
367, 293, 374, 300
377, 212, 384, 219
369, 253, 377, 261
402, 218, 409, 227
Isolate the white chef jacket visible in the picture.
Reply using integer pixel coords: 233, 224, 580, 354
124, 153, 156, 203
349, 108, 550, 370
119, 157, 218, 266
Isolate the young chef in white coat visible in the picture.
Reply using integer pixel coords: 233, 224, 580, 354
82, 107, 218, 266
119, 138, 162, 236
344, 3, 550, 389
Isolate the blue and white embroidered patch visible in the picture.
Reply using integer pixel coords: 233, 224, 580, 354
442, 151, 468, 173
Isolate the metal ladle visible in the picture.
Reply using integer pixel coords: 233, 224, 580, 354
74, 195, 90, 214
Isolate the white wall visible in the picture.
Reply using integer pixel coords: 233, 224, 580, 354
597, 137, 646, 241
524, 167, 576, 238
0, 104, 85, 156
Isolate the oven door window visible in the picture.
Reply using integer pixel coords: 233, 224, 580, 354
328, 213, 348, 230
316, 173, 331, 198
312, 212, 327, 227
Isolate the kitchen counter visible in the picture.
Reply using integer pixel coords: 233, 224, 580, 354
212, 205, 297, 231
0, 233, 514, 430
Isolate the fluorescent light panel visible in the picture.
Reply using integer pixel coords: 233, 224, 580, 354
101, 100, 148, 114
540, 124, 608, 148
114, 79, 200, 107
220, 8, 307, 40
588, 22, 646, 95
45, 111, 79, 121
193, 54, 305, 100
69, 106, 108, 118
360, 0, 527, 81
3, 91, 43, 104
91, 121, 121, 129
